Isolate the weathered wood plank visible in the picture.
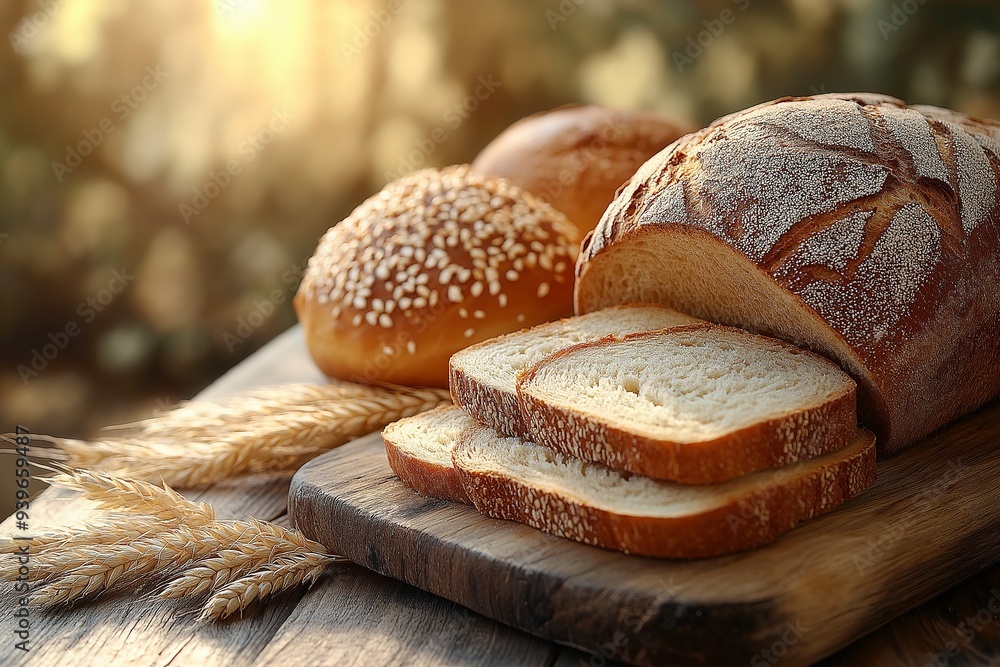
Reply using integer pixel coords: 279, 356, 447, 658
252, 563, 557, 667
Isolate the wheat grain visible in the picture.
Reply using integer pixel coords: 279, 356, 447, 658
25, 513, 338, 609
28, 383, 449, 487
44, 468, 215, 520
199, 552, 332, 621
0, 513, 191, 559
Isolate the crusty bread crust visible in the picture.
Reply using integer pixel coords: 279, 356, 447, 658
449, 361, 528, 438
382, 406, 471, 504
575, 93, 1000, 451
516, 323, 858, 485
383, 438, 470, 504
453, 426, 876, 559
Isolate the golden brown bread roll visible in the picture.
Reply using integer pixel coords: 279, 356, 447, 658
295, 165, 581, 387
471, 105, 692, 237
575, 92, 1000, 451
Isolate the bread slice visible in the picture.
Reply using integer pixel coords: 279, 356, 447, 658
382, 405, 474, 504
517, 323, 858, 484
449, 304, 699, 438
453, 423, 876, 558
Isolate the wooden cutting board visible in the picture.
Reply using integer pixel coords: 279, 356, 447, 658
289, 401, 1000, 667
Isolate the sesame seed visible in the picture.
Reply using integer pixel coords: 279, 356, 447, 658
537, 282, 550, 297
296, 165, 579, 331
464, 327, 475, 338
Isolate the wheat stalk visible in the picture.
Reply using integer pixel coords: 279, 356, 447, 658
45, 468, 215, 520
26, 382, 449, 488
199, 552, 332, 621
10, 474, 342, 619
0, 513, 194, 558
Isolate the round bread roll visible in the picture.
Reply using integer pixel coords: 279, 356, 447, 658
294, 165, 581, 387
472, 105, 692, 237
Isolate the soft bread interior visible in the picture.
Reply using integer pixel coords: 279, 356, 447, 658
453, 305, 698, 396
382, 405, 474, 468
454, 425, 874, 518
520, 325, 854, 443
576, 228, 886, 435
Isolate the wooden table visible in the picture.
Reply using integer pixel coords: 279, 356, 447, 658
3, 325, 999, 666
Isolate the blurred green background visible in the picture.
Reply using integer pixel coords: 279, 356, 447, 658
1, 0, 998, 516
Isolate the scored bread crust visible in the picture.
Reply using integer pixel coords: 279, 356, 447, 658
453, 425, 876, 559
382, 406, 471, 504
575, 93, 1000, 451
448, 304, 700, 439
516, 323, 858, 485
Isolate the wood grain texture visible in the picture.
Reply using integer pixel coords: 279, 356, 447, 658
0, 327, 555, 667
290, 398, 1000, 667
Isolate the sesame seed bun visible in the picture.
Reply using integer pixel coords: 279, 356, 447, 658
294, 165, 581, 387
472, 105, 692, 237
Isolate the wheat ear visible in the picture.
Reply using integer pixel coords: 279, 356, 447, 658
199, 552, 332, 621
27, 382, 449, 487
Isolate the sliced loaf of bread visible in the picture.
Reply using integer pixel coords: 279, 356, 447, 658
517, 323, 858, 484
449, 304, 699, 438
453, 423, 876, 558
382, 405, 474, 504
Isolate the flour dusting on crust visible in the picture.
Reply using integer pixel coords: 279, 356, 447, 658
744, 98, 876, 152
783, 211, 872, 274
944, 121, 997, 234
799, 202, 941, 347
696, 125, 887, 261
646, 179, 687, 225
880, 106, 949, 182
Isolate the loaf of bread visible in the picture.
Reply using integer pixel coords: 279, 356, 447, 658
295, 165, 581, 387
453, 421, 875, 558
575, 92, 1000, 451
472, 105, 691, 237
517, 323, 858, 484
449, 304, 699, 439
